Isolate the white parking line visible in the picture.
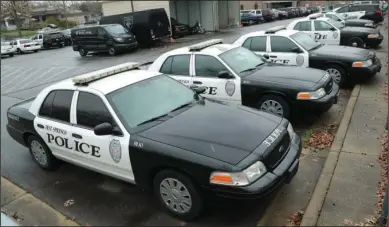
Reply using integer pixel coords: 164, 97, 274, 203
17, 67, 56, 90
1, 67, 20, 75
3, 68, 43, 94
1, 67, 25, 80
1, 68, 35, 89
40, 67, 73, 84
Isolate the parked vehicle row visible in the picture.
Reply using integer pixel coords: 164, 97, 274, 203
1, 39, 41, 57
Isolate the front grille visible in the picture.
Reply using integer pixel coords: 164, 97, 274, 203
263, 133, 291, 169
324, 78, 333, 94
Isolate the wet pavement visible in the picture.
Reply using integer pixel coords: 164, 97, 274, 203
1, 17, 385, 226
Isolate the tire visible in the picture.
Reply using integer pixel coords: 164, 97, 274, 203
33, 50, 38, 53
59, 44, 63, 48
27, 135, 60, 171
17, 48, 23, 54
347, 37, 365, 48
108, 47, 116, 56
257, 94, 290, 119
324, 64, 346, 87
9, 53, 14, 57
43, 44, 49, 49
249, 20, 254, 25
79, 47, 87, 57
153, 170, 203, 221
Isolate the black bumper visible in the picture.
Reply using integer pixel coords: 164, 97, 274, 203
203, 133, 302, 199
113, 42, 139, 51
294, 83, 340, 113
366, 34, 384, 47
7, 124, 27, 147
349, 57, 382, 80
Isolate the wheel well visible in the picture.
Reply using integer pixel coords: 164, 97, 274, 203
23, 132, 34, 146
324, 62, 347, 74
148, 166, 200, 191
257, 91, 290, 104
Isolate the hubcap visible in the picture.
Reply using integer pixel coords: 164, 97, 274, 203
109, 48, 115, 55
326, 68, 342, 84
31, 140, 47, 166
160, 178, 192, 214
80, 49, 84, 55
260, 100, 284, 117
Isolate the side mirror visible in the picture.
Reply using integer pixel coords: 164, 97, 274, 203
190, 85, 207, 94
263, 54, 270, 59
329, 27, 336, 31
94, 122, 122, 136
218, 71, 233, 79
291, 47, 302, 53
337, 18, 342, 22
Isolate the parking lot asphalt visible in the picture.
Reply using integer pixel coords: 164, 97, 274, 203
1, 18, 386, 226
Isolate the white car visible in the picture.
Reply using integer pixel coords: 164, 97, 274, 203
312, 12, 376, 28
1, 41, 16, 57
1, 212, 19, 226
11, 39, 41, 54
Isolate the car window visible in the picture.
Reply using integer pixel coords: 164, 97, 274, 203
294, 21, 312, 31
314, 21, 335, 31
76, 92, 114, 128
38, 34, 43, 39
160, 56, 173, 74
39, 90, 74, 122
170, 55, 191, 76
291, 32, 320, 51
250, 36, 267, 52
218, 47, 266, 75
194, 55, 229, 78
270, 36, 298, 52
335, 6, 349, 13
19, 39, 31, 44
39, 91, 56, 118
351, 4, 379, 11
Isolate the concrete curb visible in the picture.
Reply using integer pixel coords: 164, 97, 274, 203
1, 176, 80, 226
300, 85, 362, 226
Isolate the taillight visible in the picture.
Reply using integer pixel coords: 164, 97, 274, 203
376, 10, 382, 15
24, 45, 28, 47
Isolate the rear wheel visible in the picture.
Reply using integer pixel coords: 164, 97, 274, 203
33, 50, 38, 53
28, 135, 60, 171
249, 20, 254, 25
108, 47, 116, 56
257, 94, 290, 119
154, 170, 203, 221
324, 64, 346, 87
9, 53, 14, 57
79, 47, 87, 56
17, 48, 23, 54
347, 37, 366, 48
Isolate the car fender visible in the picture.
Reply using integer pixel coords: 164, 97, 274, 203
257, 90, 291, 103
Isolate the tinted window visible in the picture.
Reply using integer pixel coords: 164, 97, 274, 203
351, 4, 379, 11
336, 6, 349, 13
242, 38, 252, 49
294, 21, 312, 31
314, 21, 334, 31
270, 36, 298, 52
170, 55, 191, 75
250, 36, 267, 52
50, 90, 74, 122
160, 56, 173, 74
195, 55, 228, 78
39, 91, 56, 118
77, 92, 113, 128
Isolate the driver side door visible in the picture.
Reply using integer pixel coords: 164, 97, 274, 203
268, 36, 309, 67
192, 54, 241, 104
159, 55, 193, 87
312, 20, 340, 45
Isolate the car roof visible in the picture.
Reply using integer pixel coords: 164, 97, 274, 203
239, 29, 299, 40
161, 43, 239, 57
48, 69, 162, 95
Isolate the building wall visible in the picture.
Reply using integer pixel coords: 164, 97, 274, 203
240, 1, 298, 10
102, 1, 170, 18
133, 1, 170, 18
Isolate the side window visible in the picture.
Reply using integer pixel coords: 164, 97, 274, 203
39, 91, 56, 118
336, 6, 349, 13
170, 55, 191, 76
76, 92, 114, 129
195, 55, 229, 78
270, 36, 298, 53
294, 21, 312, 31
160, 56, 173, 74
38, 34, 43, 39
314, 21, 335, 31
250, 36, 267, 52
50, 90, 74, 122
242, 38, 252, 49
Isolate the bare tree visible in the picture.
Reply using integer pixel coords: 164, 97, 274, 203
1, 0, 32, 37
62, 0, 68, 28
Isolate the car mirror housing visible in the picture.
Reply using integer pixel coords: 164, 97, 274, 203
218, 71, 233, 79
94, 122, 113, 136
329, 27, 336, 31
190, 85, 207, 94
291, 47, 302, 53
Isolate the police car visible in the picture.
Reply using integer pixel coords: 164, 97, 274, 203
321, 12, 377, 28
233, 26, 382, 86
6, 62, 302, 220
286, 14, 383, 48
146, 39, 339, 119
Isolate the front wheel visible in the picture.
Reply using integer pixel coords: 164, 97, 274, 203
17, 48, 23, 54
324, 64, 346, 87
108, 47, 116, 56
79, 47, 87, 56
257, 94, 290, 119
9, 53, 14, 57
28, 135, 60, 171
347, 37, 366, 48
154, 170, 203, 221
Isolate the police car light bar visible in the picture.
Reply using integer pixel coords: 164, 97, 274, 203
308, 13, 323, 19
264, 26, 286, 34
72, 62, 140, 85
188, 39, 223, 51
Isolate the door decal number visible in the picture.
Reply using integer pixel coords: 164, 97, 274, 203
314, 33, 328, 40
269, 59, 290, 64
225, 81, 236, 97
296, 55, 304, 66
109, 139, 122, 163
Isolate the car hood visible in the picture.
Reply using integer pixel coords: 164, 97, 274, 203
310, 44, 370, 60
244, 64, 326, 90
138, 99, 283, 165
345, 18, 374, 25
341, 26, 378, 34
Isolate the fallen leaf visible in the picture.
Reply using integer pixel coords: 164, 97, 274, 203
64, 199, 75, 207
305, 130, 334, 149
284, 209, 304, 226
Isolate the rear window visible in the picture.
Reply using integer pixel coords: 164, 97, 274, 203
19, 39, 31, 44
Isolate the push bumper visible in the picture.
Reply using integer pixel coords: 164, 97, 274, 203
366, 33, 384, 47
295, 83, 340, 113
204, 134, 302, 199
349, 57, 382, 80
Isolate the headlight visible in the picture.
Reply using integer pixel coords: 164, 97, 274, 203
365, 23, 374, 27
352, 59, 372, 67
287, 123, 295, 138
114, 37, 124, 42
297, 88, 326, 100
367, 33, 379, 38
210, 161, 267, 186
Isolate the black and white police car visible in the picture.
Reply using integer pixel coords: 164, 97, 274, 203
321, 12, 377, 28
233, 26, 382, 86
6, 63, 302, 220
286, 14, 383, 48
146, 39, 339, 119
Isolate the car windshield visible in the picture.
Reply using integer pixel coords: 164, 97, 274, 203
291, 32, 321, 51
218, 47, 267, 75
105, 25, 128, 35
62, 29, 70, 35
106, 75, 197, 129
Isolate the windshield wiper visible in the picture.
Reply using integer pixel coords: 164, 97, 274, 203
137, 114, 168, 126
240, 68, 257, 73
170, 101, 193, 113
256, 62, 265, 67
309, 43, 324, 51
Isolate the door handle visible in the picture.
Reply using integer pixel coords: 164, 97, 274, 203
193, 81, 202, 84
37, 124, 44, 129
72, 133, 82, 139
269, 55, 277, 58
